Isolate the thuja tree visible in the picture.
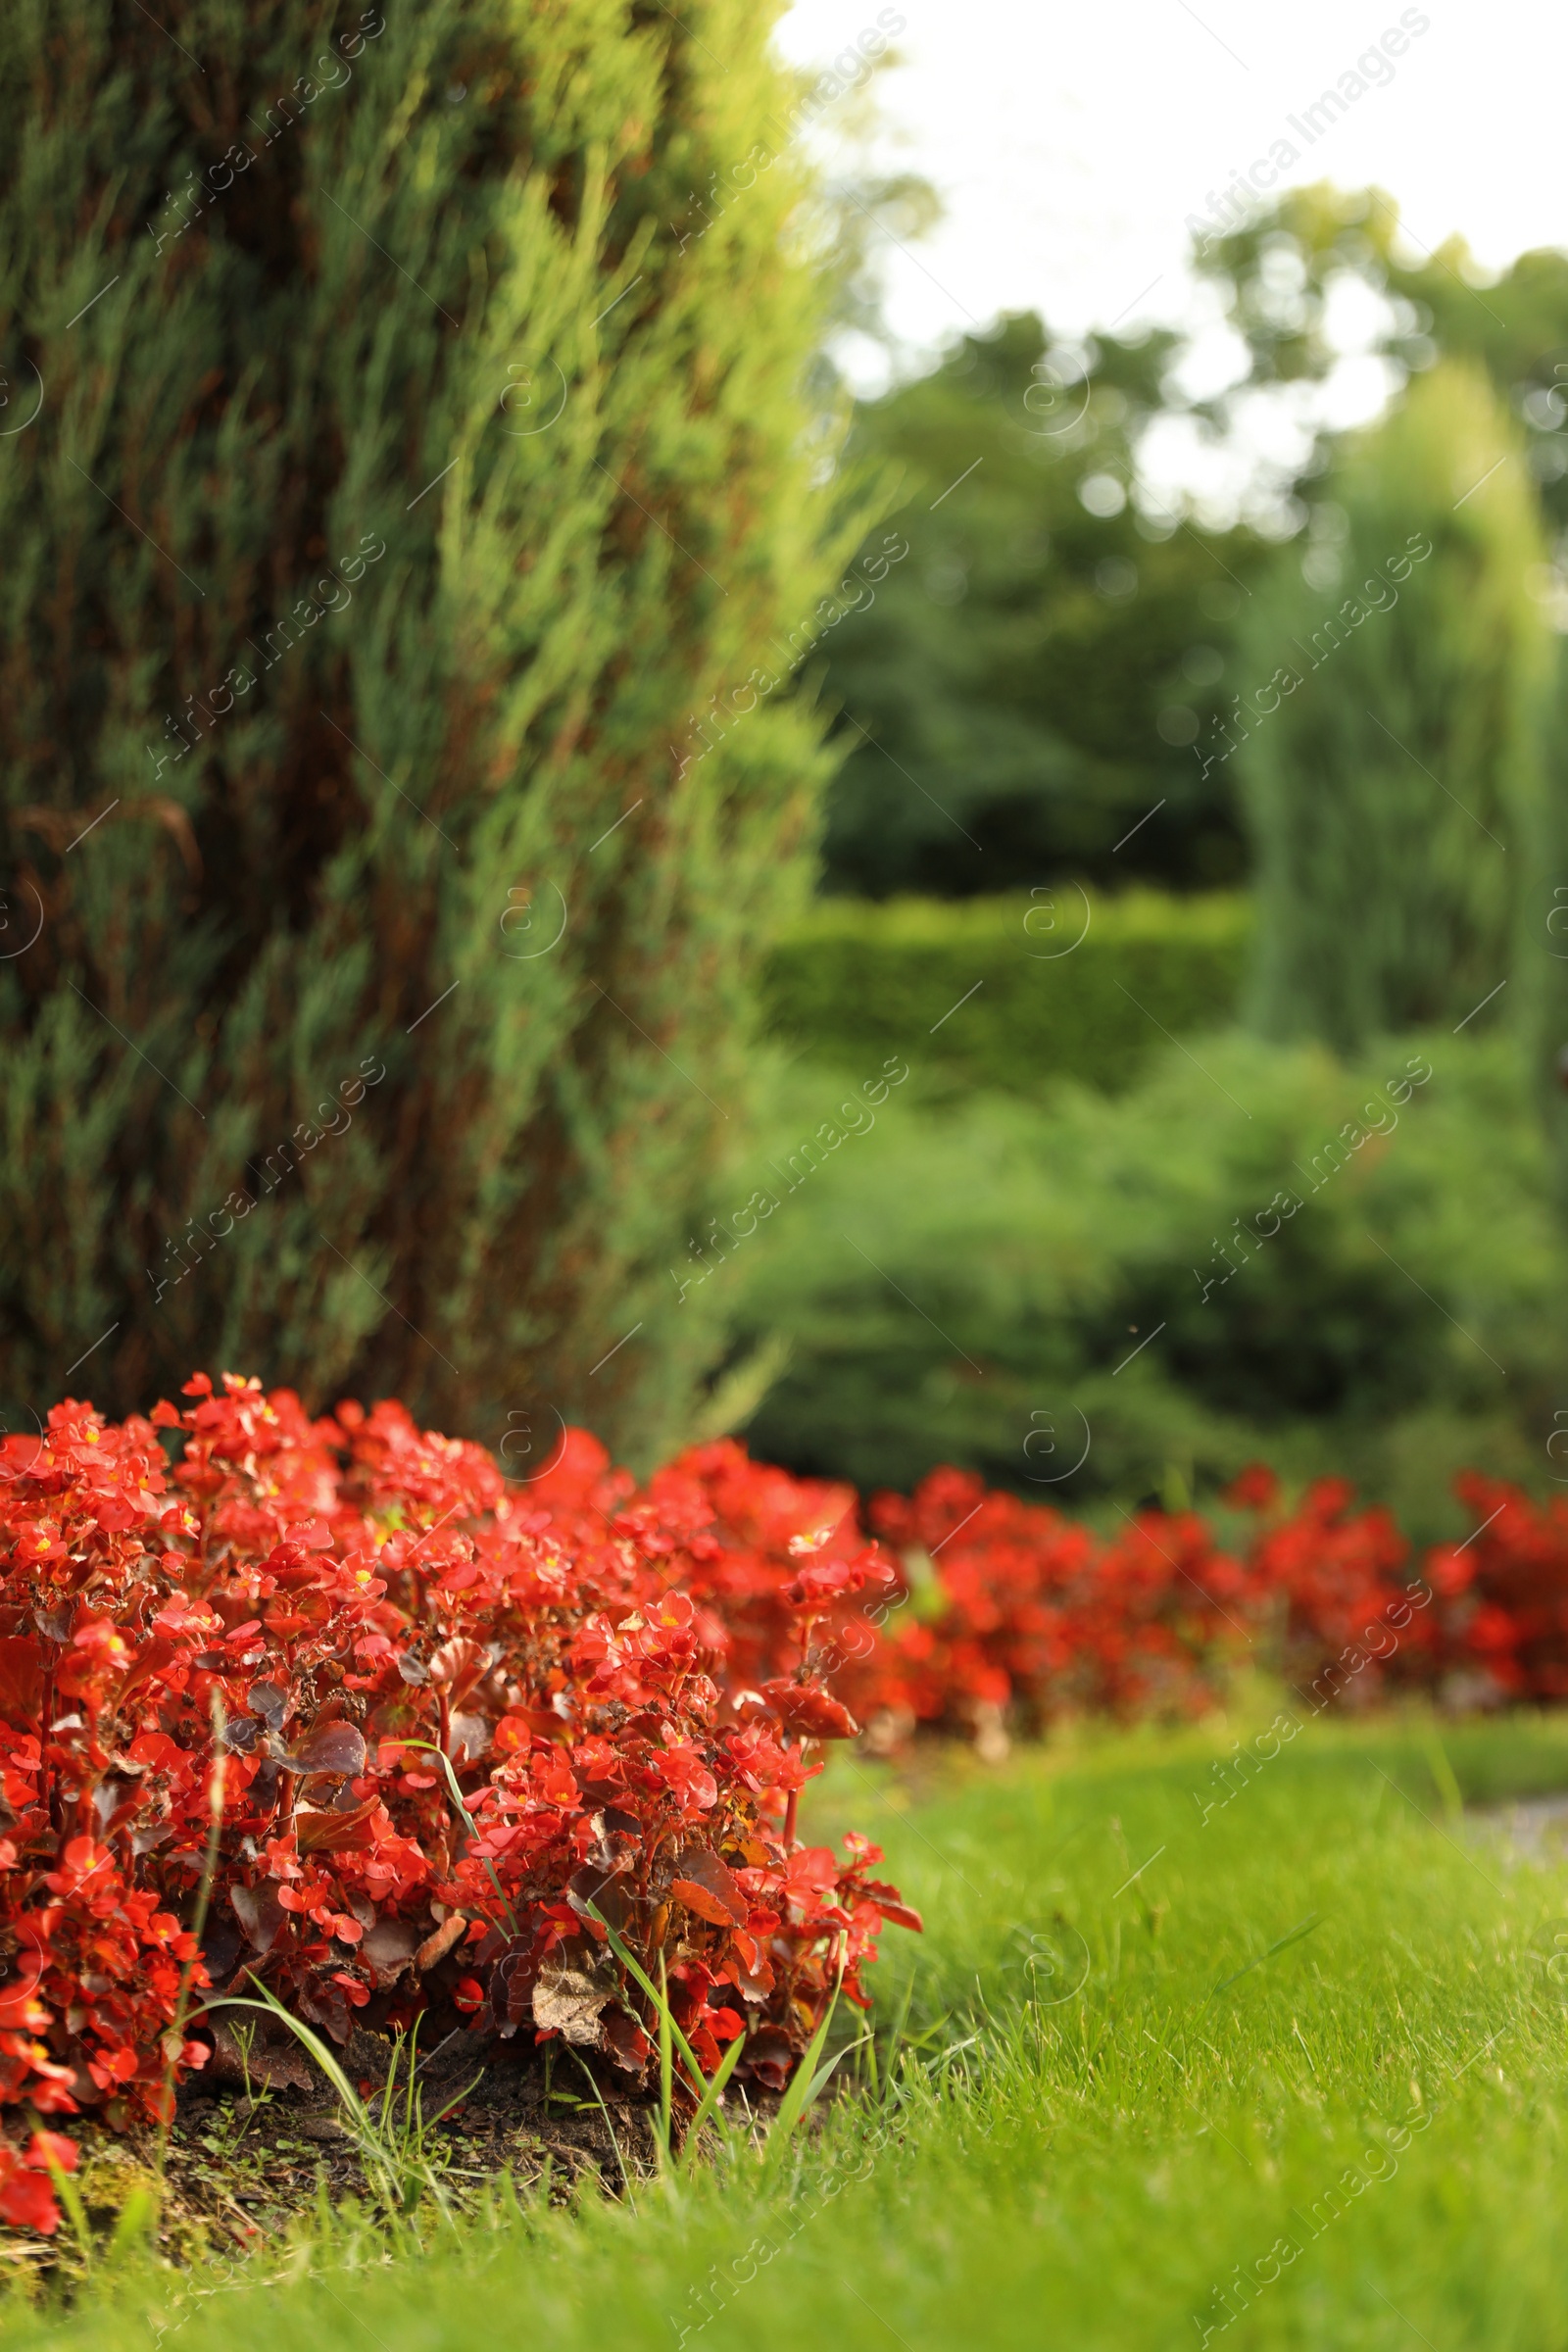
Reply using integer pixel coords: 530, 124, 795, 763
1530, 640, 1568, 1214
1234, 360, 1551, 1052
0, 0, 871, 1461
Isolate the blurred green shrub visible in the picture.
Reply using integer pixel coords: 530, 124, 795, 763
758, 890, 1250, 1094
712, 1031, 1566, 1544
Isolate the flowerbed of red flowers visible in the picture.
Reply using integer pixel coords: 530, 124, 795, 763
0, 1379, 913, 2232
2, 1376, 1567, 2237
851, 1460, 1568, 1735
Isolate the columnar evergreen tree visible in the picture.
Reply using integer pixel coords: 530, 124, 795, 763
0, 0, 870, 1461
1235, 360, 1551, 1051
1528, 640, 1568, 1212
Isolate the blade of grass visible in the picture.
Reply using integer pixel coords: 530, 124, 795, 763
207, 1981, 369, 2132
209, 1989, 469, 2233
379, 2010, 416, 2147
583, 1900, 710, 2102
1210, 1911, 1322, 1999
403, 1740, 517, 1928
108, 2182, 158, 2259
680, 2027, 746, 2171
426, 2072, 486, 2131
767, 1937, 846, 2153
39, 2147, 93, 2270
204, 1982, 403, 2216
875, 1969, 919, 2114
657, 1954, 673, 2168
1422, 1729, 1464, 1821
158, 1690, 228, 2180
784, 2031, 871, 2135
566, 2049, 640, 2212
581, 1899, 748, 2171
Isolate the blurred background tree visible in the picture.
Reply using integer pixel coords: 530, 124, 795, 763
1188, 184, 1568, 1168
1236, 359, 1550, 1050
815, 313, 1267, 899
1189, 182, 1568, 529
703, 177, 1568, 1534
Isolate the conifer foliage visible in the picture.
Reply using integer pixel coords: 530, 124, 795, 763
0, 0, 853, 1460
1235, 361, 1550, 1050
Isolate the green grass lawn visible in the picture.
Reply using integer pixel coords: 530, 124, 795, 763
18, 1702, 1568, 2351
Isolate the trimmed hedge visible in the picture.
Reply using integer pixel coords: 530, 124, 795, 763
758, 891, 1251, 1092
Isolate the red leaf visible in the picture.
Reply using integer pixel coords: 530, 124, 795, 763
0, 1637, 43, 1729
756, 1679, 860, 1740
671, 1843, 750, 1928
427, 1638, 489, 1704
0, 2170, 60, 2233
414, 1914, 468, 1972
672, 1879, 738, 1929
0, 1980, 46, 2032
294, 1797, 380, 1853
283, 1722, 368, 1777
26, 2129, 77, 2174
116, 1636, 181, 1708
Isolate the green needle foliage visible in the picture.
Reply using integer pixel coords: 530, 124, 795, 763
0, 0, 861, 1459
1530, 643, 1568, 1210
1235, 359, 1552, 1053
720, 1028, 1566, 1528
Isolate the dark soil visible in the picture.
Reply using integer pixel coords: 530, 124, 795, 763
0, 2022, 739, 2286
163, 2018, 671, 2246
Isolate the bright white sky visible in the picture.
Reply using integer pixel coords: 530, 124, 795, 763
775, 0, 1566, 504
